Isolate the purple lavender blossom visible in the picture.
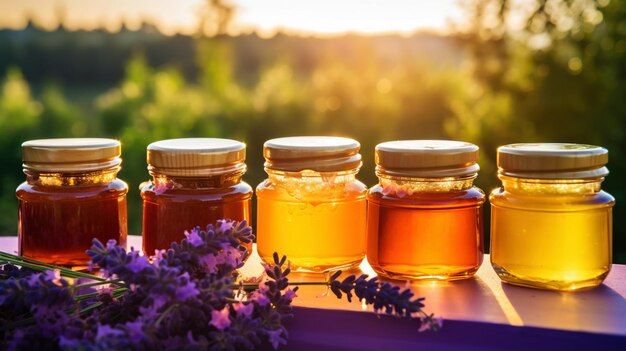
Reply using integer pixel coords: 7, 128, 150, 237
266, 329, 287, 349
217, 219, 234, 233
249, 288, 271, 306
173, 272, 200, 301
283, 288, 297, 301
96, 324, 125, 340
199, 253, 218, 273
138, 303, 161, 321
210, 307, 232, 330
125, 254, 151, 273
106, 239, 118, 250
216, 244, 242, 268
184, 227, 204, 247
234, 302, 254, 318
123, 321, 145, 342
1, 219, 434, 350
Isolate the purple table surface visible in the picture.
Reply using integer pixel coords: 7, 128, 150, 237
3, 235, 626, 349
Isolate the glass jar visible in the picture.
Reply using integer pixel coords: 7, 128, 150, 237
141, 138, 252, 255
490, 143, 615, 291
367, 140, 485, 280
16, 138, 128, 266
256, 136, 367, 272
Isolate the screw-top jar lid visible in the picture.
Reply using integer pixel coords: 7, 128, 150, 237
375, 140, 479, 178
147, 138, 246, 177
497, 143, 609, 179
263, 136, 362, 172
22, 138, 122, 173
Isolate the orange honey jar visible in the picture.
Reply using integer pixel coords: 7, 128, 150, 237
367, 140, 485, 280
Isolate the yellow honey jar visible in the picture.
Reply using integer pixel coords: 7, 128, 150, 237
490, 143, 615, 291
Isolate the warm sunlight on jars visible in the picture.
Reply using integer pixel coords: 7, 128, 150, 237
140, 138, 252, 256
256, 136, 367, 272
490, 143, 614, 291
16, 138, 128, 267
367, 140, 484, 280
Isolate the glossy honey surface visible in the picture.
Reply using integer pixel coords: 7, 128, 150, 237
257, 172, 366, 272
490, 179, 614, 291
141, 177, 252, 255
367, 180, 484, 280
17, 172, 128, 266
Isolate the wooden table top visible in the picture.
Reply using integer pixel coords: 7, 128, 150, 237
2, 235, 625, 337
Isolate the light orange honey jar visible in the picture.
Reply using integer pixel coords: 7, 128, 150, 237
256, 136, 367, 272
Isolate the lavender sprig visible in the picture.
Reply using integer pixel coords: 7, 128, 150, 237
329, 272, 424, 316
1, 219, 439, 350
329, 271, 442, 331
156, 220, 254, 279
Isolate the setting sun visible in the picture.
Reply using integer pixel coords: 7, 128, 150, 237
0, 0, 460, 36
235, 0, 460, 36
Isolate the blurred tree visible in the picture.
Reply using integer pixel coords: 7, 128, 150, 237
96, 56, 224, 234
40, 84, 85, 137
0, 69, 42, 231
448, 0, 626, 260
197, 0, 236, 37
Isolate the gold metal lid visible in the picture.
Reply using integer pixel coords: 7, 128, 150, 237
497, 143, 609, 179
22, 138, 121, 172
147, 138, 246, 177
375, 140, 480, 178
263, 136, 362, 172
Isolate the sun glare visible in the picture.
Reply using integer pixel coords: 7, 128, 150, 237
0, 0, 460, 36
235, 0, 460, 36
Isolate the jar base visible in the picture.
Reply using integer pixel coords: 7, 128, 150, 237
371, 264, 479, 281
260, 255, 364, 273
492, 263, 609, 291
19, 251, 92, 268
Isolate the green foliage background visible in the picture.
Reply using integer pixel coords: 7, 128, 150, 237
0, 0, 624, 262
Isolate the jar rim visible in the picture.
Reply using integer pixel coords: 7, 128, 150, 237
263, 136, 362, 172
497, 143, 609, 179
375, 140, 479, 178
22, 138, 121, 172
147, 138, 246, 177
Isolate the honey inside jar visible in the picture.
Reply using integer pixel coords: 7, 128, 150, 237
16, 138, 128, 267
141, 138, 252, 255
490, 143, 615, 291
366, 140, 485, 280
256, 136, 367, 272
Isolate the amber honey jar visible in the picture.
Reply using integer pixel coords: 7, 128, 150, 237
367, 140, 485, 280
490, 143, 615, 291
140, 138, 252, 255
16, 138, 128, 266
256, 136, 367, 272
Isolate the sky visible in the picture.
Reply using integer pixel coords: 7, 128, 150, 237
0, 0, 461, 36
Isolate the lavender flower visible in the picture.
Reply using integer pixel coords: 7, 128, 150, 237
266, 329, 287, 349
1, 219, 436, 350
209, 308, 231, 330
233, 302, 254, 318
329, 272, 425, 317
0, 268, 86, 349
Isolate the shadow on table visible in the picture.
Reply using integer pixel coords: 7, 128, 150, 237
277, 307, 626, 351
286, 268, 502, 320
500, 282, 626, 335
377, 275, 508, 322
